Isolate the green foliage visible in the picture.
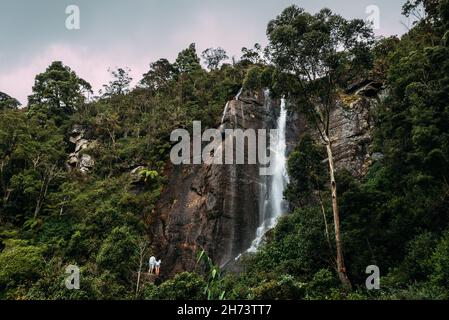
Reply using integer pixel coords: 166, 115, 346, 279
267, 5, 374, 102
285, 135, 327, 208
430, 230, 449, 288
243, 66, 263, 91
240, 43, 265, 65
140, 58, 177, 91
28, 61, 92, 117
304, 269, 339, 299
3, 2, 449, 300
246, 207, 332, 281
197, 249, 226, 300
139, 169, 159, 183
175, 43, 202, 74
251, 274, 304, 300
145, 272, 206, 300
0, 241, 45, 298
201, 47, 229, 70
0, 91, 20, 109
102, 67, 133, 97
96, 226, 138, 279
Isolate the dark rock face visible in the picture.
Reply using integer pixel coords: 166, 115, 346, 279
149, 90, 279, 278
288, 87, 384, 177
329, 98, 374, 176
150, 84, 384, 278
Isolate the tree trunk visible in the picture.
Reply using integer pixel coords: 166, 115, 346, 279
34, 180, 47, 219
136, 267, 142, 298
325, 139, 351, 289
318, 190, 332, 252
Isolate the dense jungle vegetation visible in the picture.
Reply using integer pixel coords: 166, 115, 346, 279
1, 0, 449, 299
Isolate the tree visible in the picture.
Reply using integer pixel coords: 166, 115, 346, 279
0, 92, 20, 110
267, 5, 374, 288
6, 110, 65, 221
243, 66, 263, 91
102, 67, 133, 97
201, 47, 229, 70
174, 43, 202, 74
134, 238, 149, 298
241, 43, 265, 64
95, 111, 121, 147
96, 226, 138, 286
146, 272, 206, 300
402, 0, 440, 23
285, 136, 331, 250
141, 58, 176, 91
28, 61, 92, 115
0, 241, 45, 298
0, 110, 26, 219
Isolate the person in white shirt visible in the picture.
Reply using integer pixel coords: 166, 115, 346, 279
149, 256, 156, 274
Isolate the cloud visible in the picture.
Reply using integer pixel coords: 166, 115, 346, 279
0, 0, 408, 105
0, 43, 152, 105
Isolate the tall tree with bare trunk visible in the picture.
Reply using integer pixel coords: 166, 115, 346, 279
267, 5, 374, 288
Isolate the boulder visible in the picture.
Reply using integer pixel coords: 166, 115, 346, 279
67, 125, 95, 173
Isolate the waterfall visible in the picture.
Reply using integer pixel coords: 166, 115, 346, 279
221, 88, 243, 124
247, 97, 289, 253
235, 87, 243, 100
221, 102, 230, 123
219, 91, 289, 264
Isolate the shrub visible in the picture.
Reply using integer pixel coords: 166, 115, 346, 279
146, 272, 206, 300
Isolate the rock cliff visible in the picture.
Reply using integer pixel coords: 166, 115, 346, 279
149, 90, 279, 277
149, 82, 384, 278
287, 80, 384, 177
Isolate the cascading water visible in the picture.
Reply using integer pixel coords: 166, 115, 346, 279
221, 102, 230, 123
221, 88, 243, 124
247, 97, 290, 253
219, 90, 289, 264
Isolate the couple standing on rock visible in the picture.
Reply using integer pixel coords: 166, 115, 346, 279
149, 256, 161, 276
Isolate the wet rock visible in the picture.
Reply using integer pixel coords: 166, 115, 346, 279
149, 89, 279, 278
151, 85, 385, 279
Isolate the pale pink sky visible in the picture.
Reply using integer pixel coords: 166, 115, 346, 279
0, 0, 408, 105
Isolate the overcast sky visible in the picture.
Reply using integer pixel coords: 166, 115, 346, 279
0, 0, 411, 104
